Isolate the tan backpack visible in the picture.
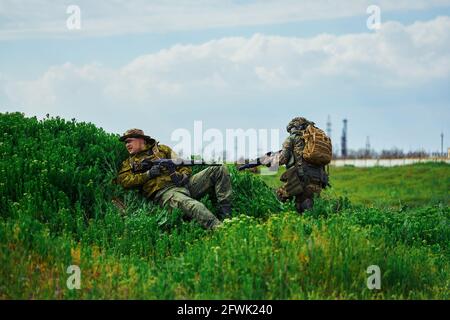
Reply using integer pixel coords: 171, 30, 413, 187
302, 125, 332, 166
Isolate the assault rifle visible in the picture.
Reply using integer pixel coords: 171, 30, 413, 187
238, 150, 282, 171
132, 158, 222, 174
131, 158, 222, 186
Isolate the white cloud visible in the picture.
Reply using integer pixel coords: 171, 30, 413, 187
4, 16, 450, 114
1, 0, 450, 39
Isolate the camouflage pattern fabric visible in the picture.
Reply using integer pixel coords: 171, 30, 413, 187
117, 142, 192, 198
117, 142, 232, 229
278, 132, 305, 168
286, 117, 314, 135
277, 117, 325, 214
119, 128, 155, 144
277, 181, 322, 213
154, 166, 232, 229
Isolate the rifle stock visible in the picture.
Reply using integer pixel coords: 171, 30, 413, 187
238, 150, 282, 171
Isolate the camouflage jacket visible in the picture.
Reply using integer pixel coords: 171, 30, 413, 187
116, 142, 192, 198
278, 129, 305, 168
278, 129, 328, 188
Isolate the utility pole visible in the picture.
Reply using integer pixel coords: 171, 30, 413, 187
441, 132, 444, 157
341, 119, 348, 158
326, 115, 332, 139
366, 136, 371, 158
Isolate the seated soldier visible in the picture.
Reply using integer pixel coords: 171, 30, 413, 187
116, 128, 233, 229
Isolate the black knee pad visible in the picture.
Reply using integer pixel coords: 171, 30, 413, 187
301, 198, 313, 211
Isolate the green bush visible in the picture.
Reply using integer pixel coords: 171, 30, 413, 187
1, 112, 448, 299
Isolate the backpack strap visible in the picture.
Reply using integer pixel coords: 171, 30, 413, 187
290, 134, 305, 181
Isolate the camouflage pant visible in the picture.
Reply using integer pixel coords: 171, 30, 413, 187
153, 165, 232, 229
277, 182, 322, 214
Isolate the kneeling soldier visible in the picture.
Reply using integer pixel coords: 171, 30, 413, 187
276, 117, 330, 214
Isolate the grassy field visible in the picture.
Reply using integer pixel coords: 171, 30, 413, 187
0, 112, 449, 299
260, 164, 450, 207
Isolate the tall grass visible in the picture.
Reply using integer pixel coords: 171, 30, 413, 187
0, 112, 448, 299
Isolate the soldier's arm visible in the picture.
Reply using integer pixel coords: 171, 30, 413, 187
278, 136, 293, 165
159, 144, 193, 176
116, 160, 150, 189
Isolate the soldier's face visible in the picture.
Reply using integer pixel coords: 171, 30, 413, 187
125, 138, 145, 154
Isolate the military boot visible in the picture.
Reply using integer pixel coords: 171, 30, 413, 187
208, 218, 222, 230
217, 202, 232, 220
296, 198, 313, 214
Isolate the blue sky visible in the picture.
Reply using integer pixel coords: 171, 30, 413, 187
1, 0, 449, 156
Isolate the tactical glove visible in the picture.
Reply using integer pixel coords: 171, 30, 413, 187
147, 165, 162, 179
172, 173, 189, 187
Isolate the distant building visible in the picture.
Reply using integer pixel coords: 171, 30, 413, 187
448, 147, 450, 158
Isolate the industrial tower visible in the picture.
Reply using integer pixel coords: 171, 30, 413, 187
341, 119, 348, 158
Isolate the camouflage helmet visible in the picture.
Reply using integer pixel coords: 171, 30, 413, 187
286, 117, 313, 133
119, 128, 155, 144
